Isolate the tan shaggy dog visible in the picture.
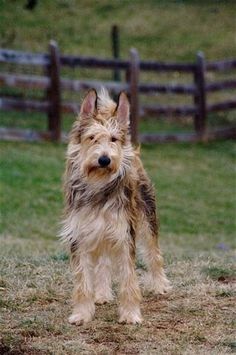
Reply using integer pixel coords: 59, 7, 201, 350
60, 88, 170, 325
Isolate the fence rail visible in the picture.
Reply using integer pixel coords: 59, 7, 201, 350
0, 40, 236, 143
0, 97, 50, 112
0, 49, 49, 66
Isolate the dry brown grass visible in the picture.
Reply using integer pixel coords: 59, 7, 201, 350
0, 235, 235, 355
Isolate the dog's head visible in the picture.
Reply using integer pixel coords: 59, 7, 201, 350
68, 89, 134, 184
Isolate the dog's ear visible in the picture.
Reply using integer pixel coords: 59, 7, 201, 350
116, 92, 130, 126
80, 89, 97, 117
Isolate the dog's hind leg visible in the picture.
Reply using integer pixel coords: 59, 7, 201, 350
137, 181, 171, 294
94, 254, 113, 304
137, 216, 171, 295
69, 252, 95, 325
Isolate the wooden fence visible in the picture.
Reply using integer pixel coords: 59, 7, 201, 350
0, 40, 236, 143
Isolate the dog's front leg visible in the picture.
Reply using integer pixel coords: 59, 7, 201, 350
94, 254, 113, 304
69, 252, 95, 325
117, 243, 142, 324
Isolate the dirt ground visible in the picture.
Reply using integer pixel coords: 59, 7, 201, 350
0, 236, 235, 355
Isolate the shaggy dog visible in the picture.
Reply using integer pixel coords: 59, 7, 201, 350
60, 88, 170, 324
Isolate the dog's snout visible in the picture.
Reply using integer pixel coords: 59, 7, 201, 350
98, 155, 111, 167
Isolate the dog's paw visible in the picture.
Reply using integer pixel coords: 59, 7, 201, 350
69, 302, 95, 325
118, 309, 142, 324
152, 276, 172, 295
68, 312, 93, 325
142, 272, 171, 295
95, 292, 113, 305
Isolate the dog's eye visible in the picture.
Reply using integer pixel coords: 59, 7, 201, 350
111, 136, 118, 142
89, 136, 94, 140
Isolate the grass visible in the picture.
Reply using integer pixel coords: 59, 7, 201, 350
0, 140, 235, 354
0, 1, 236, 353
0, 0, 236, 131
1, 0, 236, 60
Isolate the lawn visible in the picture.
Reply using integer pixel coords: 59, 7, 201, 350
0, 0, 236, 354
0, 140, 235, 354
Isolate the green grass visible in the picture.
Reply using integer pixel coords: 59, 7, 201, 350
1, 141, 235, 249
1, 109, 235, 138
1, 0, 236, 60
0, 141, 63, 240
203, 265, 235, 279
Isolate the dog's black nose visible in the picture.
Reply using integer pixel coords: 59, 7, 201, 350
98, 155, 111, 167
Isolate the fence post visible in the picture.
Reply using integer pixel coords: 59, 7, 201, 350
129, 48, 140, 145
47, 40, 61, 141
111, 25, 121, 82
194, 51, 207, 139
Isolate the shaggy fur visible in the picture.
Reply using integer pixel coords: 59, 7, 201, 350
60, 88, 170, 324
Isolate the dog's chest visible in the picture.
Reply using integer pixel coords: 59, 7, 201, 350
76, 198, 129, 248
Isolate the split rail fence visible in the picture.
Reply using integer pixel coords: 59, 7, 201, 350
0, 40, 236, 143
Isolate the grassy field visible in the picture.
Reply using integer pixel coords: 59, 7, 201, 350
0, 141, 235, 354
0, 1, 236, 354
0, 0, 236, 125
1, 0, 236, 60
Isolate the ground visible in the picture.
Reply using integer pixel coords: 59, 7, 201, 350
0, 236, 235, 354
0, 141, 235, 354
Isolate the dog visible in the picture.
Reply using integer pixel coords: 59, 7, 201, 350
60, 88, 170, 325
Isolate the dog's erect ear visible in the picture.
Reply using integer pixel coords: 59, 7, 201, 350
116, 92, 130, 126
80, 89, 97, 117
